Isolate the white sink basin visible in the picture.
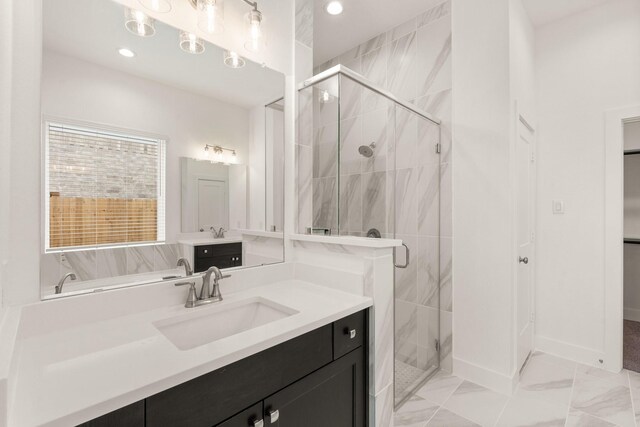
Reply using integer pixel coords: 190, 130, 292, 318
153, 297, 298, 350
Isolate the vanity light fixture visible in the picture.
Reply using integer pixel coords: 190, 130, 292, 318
179, 31, 205, 54
205, 144, 237, 164
325, 1, 343, 15
188, 0, 265, 53
194, 0, 225, 34
118, 48, 136, 58
244, 8, 265, 52
124, 8, 156, 37
138, 0, 172, 13
223, 50, 245, 68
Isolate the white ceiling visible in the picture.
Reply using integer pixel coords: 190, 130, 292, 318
522, 0, 612, 27
43, 0, 284, 109
313, 0, 445, 66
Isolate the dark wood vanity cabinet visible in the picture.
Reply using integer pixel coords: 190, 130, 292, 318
79, 310, 367, 427
76, 401, 144, 427
194, 242, 243, 272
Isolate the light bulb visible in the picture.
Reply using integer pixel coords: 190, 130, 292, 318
138, 0, 171, 13
179, 31, 205, 54
325, 1, 343, 15
244, 10, 265, 53
118, 48, 136, 58
124, 8, 155, 37
197, 0, 224, 34
224, 50, 245, 68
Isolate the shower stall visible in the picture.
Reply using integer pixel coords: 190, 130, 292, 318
297, 65, 442, 407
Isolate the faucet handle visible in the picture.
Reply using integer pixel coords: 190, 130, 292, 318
175, 281, 198, 308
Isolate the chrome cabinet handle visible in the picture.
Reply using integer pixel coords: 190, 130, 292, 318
393, 243, 410, 269
519, 256, 529, 264
267, 409, 279, 423
253, 419, 264, 427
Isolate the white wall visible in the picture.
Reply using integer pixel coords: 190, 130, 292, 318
0, 0, 12, 315
451, 0, 516, 388
535, 0, 640, 362
41, 50, 250, 243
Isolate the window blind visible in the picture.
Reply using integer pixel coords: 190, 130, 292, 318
45, 122, 166, 251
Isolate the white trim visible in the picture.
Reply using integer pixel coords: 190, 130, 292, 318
604, 105, 640, 373
452, 357, 518, 395
535, 335, 604, 367
624, 307, 640, 323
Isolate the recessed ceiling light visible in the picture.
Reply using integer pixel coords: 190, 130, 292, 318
325, 1, 343, 15
118, 48, 136, 58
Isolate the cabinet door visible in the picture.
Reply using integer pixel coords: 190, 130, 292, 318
76, 401, 144, 427
217, 402, 264, 427
263, 347, 365, 427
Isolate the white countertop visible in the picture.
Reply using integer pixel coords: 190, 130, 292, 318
290, 233, 403, 248
8, 280, 371, 427
177, 236, 243, 246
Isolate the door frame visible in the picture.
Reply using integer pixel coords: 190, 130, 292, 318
604, 105, 640, 373
513, 105, 537, 375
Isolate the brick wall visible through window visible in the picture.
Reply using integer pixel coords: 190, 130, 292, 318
45, 122, 166, 250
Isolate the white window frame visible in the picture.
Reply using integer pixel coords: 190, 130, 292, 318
42, 117, 167, 253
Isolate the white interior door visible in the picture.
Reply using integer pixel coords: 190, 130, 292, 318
197, 179, 228, 231
517, 115, 536, 372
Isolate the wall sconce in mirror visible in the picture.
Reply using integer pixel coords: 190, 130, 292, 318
179, 31, 205, 54
124, 8, 156, 37
224, 50, 245, 68
138, 0, 172, 13
204, 144, 238, 164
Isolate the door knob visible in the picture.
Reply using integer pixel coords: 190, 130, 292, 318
519, 256, 529, 264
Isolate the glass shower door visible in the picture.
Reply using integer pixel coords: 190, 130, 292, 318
393, 107, 441, 407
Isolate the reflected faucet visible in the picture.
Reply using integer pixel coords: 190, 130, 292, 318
210, 227, 227, 239
177, 258, 193, 277
55, 272, 76, 294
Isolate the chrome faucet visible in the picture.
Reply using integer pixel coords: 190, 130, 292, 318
210, 226, 227, 239
55, 272, 76, 294
177, 258, 193, 277
176, 266, 230, 308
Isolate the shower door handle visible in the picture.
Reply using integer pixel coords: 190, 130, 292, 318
394, 243, 410, 269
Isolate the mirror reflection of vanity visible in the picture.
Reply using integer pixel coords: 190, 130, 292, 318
39, 0, 285, 297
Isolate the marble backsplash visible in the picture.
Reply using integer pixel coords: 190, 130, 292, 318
40, 243, 185, 295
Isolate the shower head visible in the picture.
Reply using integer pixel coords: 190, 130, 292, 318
358, 142, 376, 158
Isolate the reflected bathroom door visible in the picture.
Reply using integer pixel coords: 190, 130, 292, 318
198, 179, 228, 231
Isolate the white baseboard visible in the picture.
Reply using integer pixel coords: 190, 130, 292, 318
624, 307, 640, 323
453, 357, 518, 395
535, 335, 605, 368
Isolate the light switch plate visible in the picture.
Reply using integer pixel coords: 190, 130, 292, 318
552, 200, 564, 214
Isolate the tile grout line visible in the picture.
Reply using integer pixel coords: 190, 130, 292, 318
628, 370, 638, 427
491, 389, 511, 427
563, 363, 578, 427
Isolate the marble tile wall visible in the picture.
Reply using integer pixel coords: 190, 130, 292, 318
40, 243, 183, 294
314, 0, 453, 379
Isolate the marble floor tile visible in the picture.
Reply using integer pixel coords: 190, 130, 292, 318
571, 371, 635, 426
627, 370, 640, 425
528, 351, 577, 371
496, 395, 567, 427
576, 363, 630, 387
565, 408, 617, 427
442, 381, 509, 426
515, 354, 576, 407
426, 408, 479, 427
394, 395, 439, 427
415, 370, 463, 405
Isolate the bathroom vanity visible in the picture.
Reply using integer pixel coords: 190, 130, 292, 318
80, 310, 366, 427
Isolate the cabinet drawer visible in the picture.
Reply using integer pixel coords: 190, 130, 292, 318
217, 402, 264, 427
195, 243, 242, 258
333, 310, 365, 359
146, 324, 333, 427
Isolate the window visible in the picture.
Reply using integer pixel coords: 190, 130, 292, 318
44, 121, 166, 251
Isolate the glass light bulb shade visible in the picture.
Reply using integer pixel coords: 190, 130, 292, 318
179, 31, 205, 54
223, 50, 245, 69
138, 0, 171, 13
197, 0, 224, 34
124, 8, 155, 37
244, 10, 265, 53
